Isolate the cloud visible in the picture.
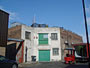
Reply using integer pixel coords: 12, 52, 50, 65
86, 5, 90, 14
87, 17, 90, 26
8, 11, 18, 20
0, 6, 3, 9
0, 5, 19, 21
81, 34, 90, 43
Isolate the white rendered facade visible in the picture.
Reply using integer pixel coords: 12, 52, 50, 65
21, 25, 61, 62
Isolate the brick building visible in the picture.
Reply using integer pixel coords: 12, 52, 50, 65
60, 27, 83, 61
8, 25, 21, 39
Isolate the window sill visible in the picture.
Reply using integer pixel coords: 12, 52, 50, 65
53, 55, 59, 56
38, 44, 49, 46
51, 39, 58, 41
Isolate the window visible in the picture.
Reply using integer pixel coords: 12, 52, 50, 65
25, 31, 31, 40
39, 33, 48, 45
51, 33, 58, 40
53, 48, 59, 55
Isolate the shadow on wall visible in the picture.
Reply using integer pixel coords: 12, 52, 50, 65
6, 41, 24, 61
6, 43, 16, 60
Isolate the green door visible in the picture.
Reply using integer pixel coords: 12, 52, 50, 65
39, 50, 50, 62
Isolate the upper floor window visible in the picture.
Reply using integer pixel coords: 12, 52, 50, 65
39, 33, 48, 45
25, 31, 31, 40
51, 33, 58, 40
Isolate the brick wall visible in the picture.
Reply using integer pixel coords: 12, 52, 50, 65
60, 28, 83, 47
8, 25, 22, 39
60, 28, 83, 61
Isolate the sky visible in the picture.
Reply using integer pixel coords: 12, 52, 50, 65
0, 0, 90, 42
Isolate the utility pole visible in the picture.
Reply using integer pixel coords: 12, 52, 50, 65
82, 0, 90, 67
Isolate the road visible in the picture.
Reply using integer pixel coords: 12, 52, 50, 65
19, 62, 88, 68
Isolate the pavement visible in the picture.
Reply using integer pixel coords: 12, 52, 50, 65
18, 62, 39, 68
19, 62, 88, 68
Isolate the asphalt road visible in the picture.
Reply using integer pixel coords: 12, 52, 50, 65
19, 62, 88, 68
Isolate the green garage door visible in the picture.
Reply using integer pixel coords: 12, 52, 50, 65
39, 50, 50, 62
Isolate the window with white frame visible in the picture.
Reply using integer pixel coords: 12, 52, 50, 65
51, 33, 58, 40
25, 31, 31, 40
53, 48, 59, 55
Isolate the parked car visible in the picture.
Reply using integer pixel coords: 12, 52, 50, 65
0, 55, 18, 68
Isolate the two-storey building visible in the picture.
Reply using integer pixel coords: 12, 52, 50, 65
8, 24, 61, 62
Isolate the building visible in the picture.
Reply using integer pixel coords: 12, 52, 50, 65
60, 27, 83, 61
10, 22, 26, 28
8, 25, 61, 62
31, 23, 48, 27
8, 22, 83, 62
0, 10, 9, 56
7, 38, 24, 63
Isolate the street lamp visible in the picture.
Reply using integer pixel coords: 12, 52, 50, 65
82, 0, 90, 67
